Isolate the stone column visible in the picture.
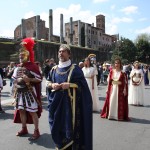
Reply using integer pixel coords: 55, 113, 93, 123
21, 19, 25, 38
90, 25, 92, 48
36, 15, 40, 40
69, 17, 73, 45
49, 9, 53, 42
85, 23, 88, 48
60, 14, 64, 43
78, 20, 81, 47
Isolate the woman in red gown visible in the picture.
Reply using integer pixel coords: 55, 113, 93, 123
100, 58, 130, 121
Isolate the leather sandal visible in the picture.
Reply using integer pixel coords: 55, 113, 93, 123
30, 129, 40, 140
16, 126, 28, 136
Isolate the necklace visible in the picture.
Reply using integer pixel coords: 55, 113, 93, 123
56, 65, 72, 75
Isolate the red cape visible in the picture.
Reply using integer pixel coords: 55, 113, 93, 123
14, 62, 42, 124
100, 70, 130, 121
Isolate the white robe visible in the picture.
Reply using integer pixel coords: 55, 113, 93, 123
108, 71, 121, 120
82, 66, 100, 111
128, 69, 144, 106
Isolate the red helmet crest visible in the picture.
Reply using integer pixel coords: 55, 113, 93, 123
21, 38, 35, 62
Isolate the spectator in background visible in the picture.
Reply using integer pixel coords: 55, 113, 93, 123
123, 63, 131, 80
90, 56, 99, 85
0, 66, 4, 79
103, 64, 109, 83
49, 58, 56, 71
143, 65, 149, 85
43, 59, 51, 79
78, 61, 84, 69
7, 62, 16, 86
2, 66, 6, 78
0, 73, 4, 113
6, 62, 16, 96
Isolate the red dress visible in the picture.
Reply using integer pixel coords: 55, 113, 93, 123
100, 70, 129, 121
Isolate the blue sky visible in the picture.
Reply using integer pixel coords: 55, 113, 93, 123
0, 0, 150, 41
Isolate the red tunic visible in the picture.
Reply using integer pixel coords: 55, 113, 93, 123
100, 70, 130, 121
13, 62, 42, 124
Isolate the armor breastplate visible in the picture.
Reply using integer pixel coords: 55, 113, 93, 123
15, 67, 34, 89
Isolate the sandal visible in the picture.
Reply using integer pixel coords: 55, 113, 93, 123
30, 129, 40, 140
16, 126, 28, 136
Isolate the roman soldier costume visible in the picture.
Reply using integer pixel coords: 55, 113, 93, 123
12, 38, 42, 139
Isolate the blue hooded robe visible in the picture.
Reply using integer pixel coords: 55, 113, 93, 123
47, 64, 93, 150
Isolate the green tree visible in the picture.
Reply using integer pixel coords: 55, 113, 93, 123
136, 39, 150, 63
121, 38, 137, 63
111, 38, 137, 63
135, 33, 150, 43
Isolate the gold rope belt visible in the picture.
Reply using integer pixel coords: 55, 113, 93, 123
112, 80, 122, 85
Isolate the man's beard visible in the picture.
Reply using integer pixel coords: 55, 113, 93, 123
59, 56, 69, 62
59, 58, 65, 62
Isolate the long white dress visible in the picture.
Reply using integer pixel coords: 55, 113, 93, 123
128, 68, 144, 106
82, 66, 100, 111
108, 71, 121, 120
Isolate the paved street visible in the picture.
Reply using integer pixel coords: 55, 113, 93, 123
0, 78, 150, 150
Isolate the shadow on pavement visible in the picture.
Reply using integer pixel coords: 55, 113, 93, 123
0, 111, 14, 120
41, 97, 48, 111
2, 104, 14, 111
28, 133, 55, 149
130, 117, 150, 124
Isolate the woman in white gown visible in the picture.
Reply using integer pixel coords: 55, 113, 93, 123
82, 57, 100, 112
128, 61, 144, 106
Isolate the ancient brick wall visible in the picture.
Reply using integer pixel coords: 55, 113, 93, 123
0, 41, 107, 67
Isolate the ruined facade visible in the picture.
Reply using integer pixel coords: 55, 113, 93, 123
65, 15, 116, 51
14, 10, 117, 52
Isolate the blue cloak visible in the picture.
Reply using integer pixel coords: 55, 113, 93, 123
47, 64, 93, 150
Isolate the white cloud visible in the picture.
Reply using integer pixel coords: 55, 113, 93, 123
106, 24, 118, 35
17, 4, 134, 38
17, 4, 96, 36
105, 15, 134, 36
0, 29, 14, 38
24, 11, 35, 19
93, 0, 109, 3
39, 4, 96, 35
120, 6, 138, 15
135, 26, 150, 34
111, 17, 134, 24
1, 4, 135, 38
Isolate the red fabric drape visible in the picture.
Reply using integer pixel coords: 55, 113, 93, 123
100, 70, 130, 121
